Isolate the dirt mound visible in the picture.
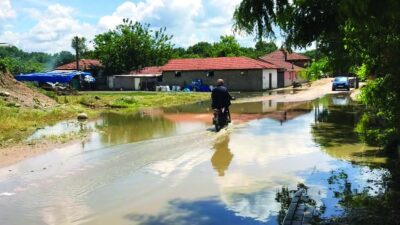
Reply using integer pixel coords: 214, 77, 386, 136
0, 72, 56, 107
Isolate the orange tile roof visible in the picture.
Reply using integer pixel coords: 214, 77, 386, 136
56, 59, 103, 70
130, 66, 162, 75
162, 57, 277, 71
258, 58, 303, 71
261, 50, 310, 61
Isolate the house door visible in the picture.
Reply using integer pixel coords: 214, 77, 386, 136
262, 73, 268, 89
269, 73, 272, 89
277, 72, 284, 88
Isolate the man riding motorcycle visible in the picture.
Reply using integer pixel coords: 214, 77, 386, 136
211, 79, 233, 130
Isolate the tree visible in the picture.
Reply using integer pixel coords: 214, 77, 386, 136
234, 0, 400, 150
52, 51, 75, 68
255, 40, 277, 55
187, 42, 213, 57
213, 35, 243, 57
93, 19, 174, 75
300, 57, 330, 82
71, 36, 88, 70
0, 57, 44, 75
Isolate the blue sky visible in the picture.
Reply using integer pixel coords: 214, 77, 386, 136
0, 0, 285, 53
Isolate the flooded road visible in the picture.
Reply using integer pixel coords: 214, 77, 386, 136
0, 94, 388, 225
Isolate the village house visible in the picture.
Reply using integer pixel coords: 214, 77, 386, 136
56, 59, 105, 88
259, 50, 311, 87
160, 57, 278, 91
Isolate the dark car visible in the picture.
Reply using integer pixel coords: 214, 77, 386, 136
332, 76, 350, 91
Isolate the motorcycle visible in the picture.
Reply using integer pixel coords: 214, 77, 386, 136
213, 107, 231, 132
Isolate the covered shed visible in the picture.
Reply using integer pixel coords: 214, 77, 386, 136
15, 70, 95, 90
56, 59, 105, 89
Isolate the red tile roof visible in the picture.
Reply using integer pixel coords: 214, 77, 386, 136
56, 59, 103, 70
258, 58, 303, 72
162, 57, 277, 71
261, 50, 310, 61
130, 66, 162, 75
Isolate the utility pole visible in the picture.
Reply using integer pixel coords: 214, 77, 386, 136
74, 36, 80, 71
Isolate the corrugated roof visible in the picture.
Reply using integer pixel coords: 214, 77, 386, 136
261, 50, 310, 61
162, 57, 277, 71
56, 59, 103, 70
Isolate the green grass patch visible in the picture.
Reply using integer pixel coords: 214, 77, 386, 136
0, 91, 209, 146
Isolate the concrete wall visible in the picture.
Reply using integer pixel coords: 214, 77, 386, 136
262, 69, 278, 89
284, 71, 304, 87
109, 76, 136, 90
161, 69, 264, 91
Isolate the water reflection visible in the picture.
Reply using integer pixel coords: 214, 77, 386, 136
312, 95, 386, 165
96, 113, 176, 144
211, 134, 233, 176
0, 94, 391, 225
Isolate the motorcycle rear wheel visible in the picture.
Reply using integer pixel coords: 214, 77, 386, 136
214, 117, 221, 132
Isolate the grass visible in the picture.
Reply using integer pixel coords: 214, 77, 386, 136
0, 91, 209, 146
63, 91, 210, 109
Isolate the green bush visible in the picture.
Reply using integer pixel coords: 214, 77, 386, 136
356, 74, 400, 151
0, 60, 7, 73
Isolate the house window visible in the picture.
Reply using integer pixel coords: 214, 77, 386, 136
207, 71, 215, 77
157, 75, 163, 82
175, 71, 182, 77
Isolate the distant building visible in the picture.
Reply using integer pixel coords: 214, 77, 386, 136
261, 50, 311, 68
259, 50, 310, 86
56, 59, 105, 89
108, 66, 162, 91
160, 57, 278, 91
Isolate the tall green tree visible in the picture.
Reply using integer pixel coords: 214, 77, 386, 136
71, 36, 87, 70
213, 35, 243, 57
234, 0, 400, 150
52, 51, 75, 68
255, 40, 277, 55
187, 42, 213, 57
93, 19, 174, 75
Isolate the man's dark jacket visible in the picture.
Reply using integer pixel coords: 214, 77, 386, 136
211, 85, 232, 109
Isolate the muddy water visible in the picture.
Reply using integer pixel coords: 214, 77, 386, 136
0, 94, 388, 225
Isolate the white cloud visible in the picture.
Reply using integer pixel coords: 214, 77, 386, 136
0, 0, 258, 52
97, 0, 245, 47
0, 4, 97, 53
0, 0, 16, 20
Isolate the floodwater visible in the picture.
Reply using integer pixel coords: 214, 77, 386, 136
0, 93, 389, 225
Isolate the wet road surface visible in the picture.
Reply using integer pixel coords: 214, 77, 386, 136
0, 94, 387, 225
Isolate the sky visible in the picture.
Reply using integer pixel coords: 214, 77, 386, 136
0, 0, 285, 53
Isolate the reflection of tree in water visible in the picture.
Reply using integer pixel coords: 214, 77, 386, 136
95, 112, 176, 145
211, 134, 233, 176
325, 162, 400, 225
311, 97, 362, 148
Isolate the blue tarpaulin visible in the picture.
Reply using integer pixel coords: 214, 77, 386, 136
15, 71, 95, 84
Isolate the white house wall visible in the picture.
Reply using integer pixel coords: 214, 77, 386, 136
262, 69, 278, 90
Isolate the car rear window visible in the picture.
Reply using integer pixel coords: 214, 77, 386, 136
335, 77, 348, 82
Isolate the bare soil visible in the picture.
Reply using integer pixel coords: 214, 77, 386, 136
0, 72, 56, 107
